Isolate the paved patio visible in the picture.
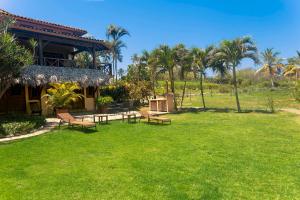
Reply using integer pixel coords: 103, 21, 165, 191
0, 111, 169, 143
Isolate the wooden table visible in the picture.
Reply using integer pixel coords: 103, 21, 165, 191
122, 113, 137, 123
93, 114, 109, 124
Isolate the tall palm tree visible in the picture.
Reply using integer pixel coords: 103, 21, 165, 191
191, 46, 215, 110
147, 49, 161, 98
156, 45, 178, 110
106, 24, 130, 82
256, 48, 281, 87
215, 37, 259, 112
173, 44, 192, 108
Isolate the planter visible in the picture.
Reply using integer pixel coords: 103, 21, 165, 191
98, 106, 108, 114
55, 108, 69, 117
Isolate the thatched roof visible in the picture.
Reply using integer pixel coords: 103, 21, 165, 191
18, 65, 111, 87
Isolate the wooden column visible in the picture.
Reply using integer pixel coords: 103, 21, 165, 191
41, 87, 47, 116
38, 37, 43, 65
25, 85, 32, 115
83, 87, 87, 110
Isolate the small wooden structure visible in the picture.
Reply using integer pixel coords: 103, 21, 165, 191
149, 94, 174, 113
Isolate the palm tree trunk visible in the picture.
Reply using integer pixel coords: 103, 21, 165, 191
232, 65, 241, 112
269, 66, 274, 88
180, 80, 187, 109
115, 59, 118, 82
170, 68, 177, 111
199, 73, 206, 110
111, 56, 115, 81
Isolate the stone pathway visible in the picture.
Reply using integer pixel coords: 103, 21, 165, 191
281, 108, 300, 115
0, 111, 146, 143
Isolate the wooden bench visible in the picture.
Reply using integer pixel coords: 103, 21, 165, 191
148, 116, 171, 124
139, 110, 171, 125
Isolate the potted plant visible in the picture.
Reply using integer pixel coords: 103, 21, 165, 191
96, 96, 113, 113
43, 82, 83, 115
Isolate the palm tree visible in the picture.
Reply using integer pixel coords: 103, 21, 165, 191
117, 68, 125, 79
191, 46, 215, 110
173, 44, 192, 108
106, 24, 130, 82
44, 82, 83, 110
28, 38, 38, 57
147, 49, 160, 98
256, 48, 281, 87
215, 37, 259, 112
284, 64, 300, 80
156, 45, 178, 110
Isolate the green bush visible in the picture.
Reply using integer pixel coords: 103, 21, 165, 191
100, 83, 129, 102
97, 96, 114, 106
218, 85, 231, 93
0, 115, 46, 137
292, 83, 300, 102
266, 96, 276, 113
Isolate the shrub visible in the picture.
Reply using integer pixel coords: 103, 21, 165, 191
0, 115, 46, 137
97, 96, 114, 106
292, 83, 300, 102
100, 83, 129, 102
266, 96, 276, 113
45, 82, 83, 109
218, 85, 231, 93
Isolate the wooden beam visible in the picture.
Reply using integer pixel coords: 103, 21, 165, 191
25, 85, 32, 115
38, 37, 43, 65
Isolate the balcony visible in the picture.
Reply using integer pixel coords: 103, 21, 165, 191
34, 57, 112, 76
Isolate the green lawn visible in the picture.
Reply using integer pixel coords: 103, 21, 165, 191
182, 89, 300, 111
1, 112, 300, 199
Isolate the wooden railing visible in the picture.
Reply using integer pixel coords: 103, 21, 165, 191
34, 57, 112, 76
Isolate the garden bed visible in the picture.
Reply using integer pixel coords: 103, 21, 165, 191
0, 115, 46, 138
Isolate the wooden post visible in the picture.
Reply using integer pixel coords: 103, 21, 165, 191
38, 37, 43, 65
25, 85, 32, 115
41, 87, 47, 116
83, 87, 87, 110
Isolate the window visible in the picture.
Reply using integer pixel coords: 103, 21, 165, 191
31, 87, 40, 99
10, 85, 22, 96
87, 87, 95, 98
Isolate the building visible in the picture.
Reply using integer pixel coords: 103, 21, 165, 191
0, 9, 112, 116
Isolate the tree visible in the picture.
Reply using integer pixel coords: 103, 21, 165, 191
156, 45, 178, 110
117, 68, 125, 79
256, 48, 282, 87
173, 44, 192, 108
74, 52, 93, 68
28, 38, 38, 57
215, 37, 259, 112
191, 46, 215, 110
106, 24, 130, 82
284, 64, 300, 80
0, 18, 33, 99
44, 82, 83, 110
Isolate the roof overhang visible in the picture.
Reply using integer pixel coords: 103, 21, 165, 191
17, 65, 112, 87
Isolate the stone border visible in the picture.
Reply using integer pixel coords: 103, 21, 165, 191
0, 119, 59, 143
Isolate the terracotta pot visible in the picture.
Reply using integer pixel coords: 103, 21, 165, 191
98, 106, 108, 114
55, 108, 68, 117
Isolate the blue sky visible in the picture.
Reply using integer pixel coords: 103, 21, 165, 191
1, 0, 300, 71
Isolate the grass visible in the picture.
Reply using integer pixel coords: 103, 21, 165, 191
182, 89, 300, 111
1, 112, 300, 199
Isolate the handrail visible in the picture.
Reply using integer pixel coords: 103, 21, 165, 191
34, 56, 112, 76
